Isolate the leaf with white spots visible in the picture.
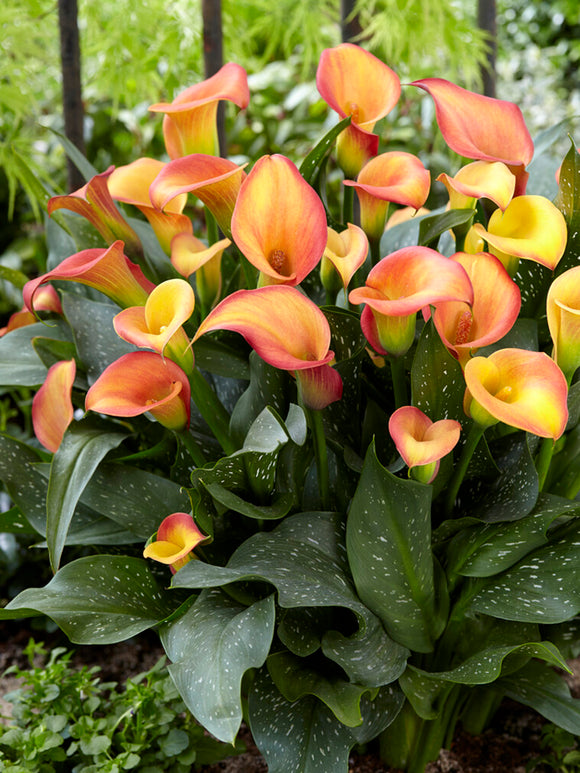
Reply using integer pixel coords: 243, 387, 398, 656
248, 667, 404, 773
554, 137, 580, 277
0, 556, 176, 643
161, 589, 275, 744
0, 320, 73, 386
347, 441, 446, 653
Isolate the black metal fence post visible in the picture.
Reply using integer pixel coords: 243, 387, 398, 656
202, 0, 226, 156
478, 0, 497, 97
341, 0, 362, 43
57, 0, 85, 191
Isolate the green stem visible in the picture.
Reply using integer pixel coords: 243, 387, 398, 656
445, 422, 485, 516
205, 207, 219, 246
175, 428, 207, 467
389, 355, 407, 409
342, 183, 354, 225
189, 368, 236, 455
307, 406, 330, 510
369, 236, 381, 266
536, 436, 555, 492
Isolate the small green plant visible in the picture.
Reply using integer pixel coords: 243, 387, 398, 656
528, 724, 580, 773
0, 639, 239, 772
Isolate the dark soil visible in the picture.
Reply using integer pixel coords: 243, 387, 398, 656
0, 620, 571, 772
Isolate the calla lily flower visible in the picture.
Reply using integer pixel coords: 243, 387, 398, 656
411, 78, 534, 195
149, 63, 250, 158
48, 168, 142, 255
171, 233, 231, 309
430, 252, 521, 368
316, 43, 401, 177
463, 348, 568, 440
23, 241, 155, 313
113, 279, 195, 372
85, 351, 191, 431
547, 266, 580, 383
321, 224, 369, 295
149, 154, 248, 238
231, 155, 327, 286
108, 158, 192, 254
32, 359, 76, 453
437, 161, 516, 212
349, 247, 474, 357
193, 286, 342, 409
471, 195, 568, 276
389, 406, 461, 484
0, 286, 63, 337
344, 152, 431, 241
143, 512, 208, 573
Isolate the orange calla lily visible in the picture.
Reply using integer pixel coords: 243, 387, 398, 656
171, 233, 231, 309
113, 278, 195, 372
389, 406, 461, 484
344, 152, 430, 241
193, 286, 342, 409
321, 224, 369, 295
48, 168, 142, 255
471, 195, 568, 275
32, 359, 76, 453
149, 63, 249, 158
143, 512, 208, 573
23, 241, 155, 313
411, 78, 534, 195
349, 247, 474, 357
0, 286, 63, 337
547, 266, 580, 383
108, 158, 192, 254
430, 252, 521, 367
149, 154, 248, 238
437, 161, 516, 212
463, 348, 568, 440
86, 351, 191, 431
231, 154, 327, 286
316, 43, 401, 177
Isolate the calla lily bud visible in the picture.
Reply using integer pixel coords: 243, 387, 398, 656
143, 513, 208, 573
547, 266, 580, 383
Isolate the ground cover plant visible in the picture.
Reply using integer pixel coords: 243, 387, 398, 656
0, 42, 580, 773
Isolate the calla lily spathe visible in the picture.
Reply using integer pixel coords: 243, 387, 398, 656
437, 161, 516, 212
463, 348, 568, 440
389, 406, 461, 484
547, 266, 580, 383
85, 351, 191, 431
411, 78, 534, 195
113, 279, 195, 372
143, 512, 208, 573
149, 63, 250, 158
149, 154, 248, 238
472, 195, 568, 275
193, 286, 342, 409
23, 241, 155, 313
231, 154, 327, 286
344, 152, 431, 241
349, 246, 474, 357
32, 359, 76, 454
321, 224, 369, 296
316, 43, 401, 177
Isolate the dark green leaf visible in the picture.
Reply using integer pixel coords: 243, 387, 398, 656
49, 127, 99, 182
299, 116, 351, 186
0, 321, 72, 386
193, 334, 251, 380
418, 208, 474, 249
32, 337, 79, 374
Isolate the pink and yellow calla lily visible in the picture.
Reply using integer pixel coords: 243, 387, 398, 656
32, 359, 76, 453
113, 279, 195, 372
149, 155, 247, 238
471, 195, 568, 275
344, 152, 431, 241
149, 63, 249, 159
411, 78, 534, 195
85, 351, 191, 431
547, 266, 580, 383
193, 286, 342, 409
231, 154, 327, 286
389, 406, 461, 484
321, 224, 369, 296
430, 252, 521, 368
316, 43, 401, 177
107, 158, 191, 254
171, 233, 231, 309
0, 285, 63, 337
23, 241, 155, 313
48, 168, 142, 255
437, 161, 516, 212
349, 247, 474, 357
463, 348, 568, 440
143, 512, 208, 573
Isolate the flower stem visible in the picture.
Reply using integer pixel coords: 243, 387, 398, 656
205, 207, 219, 246
445, 422, 485, 516
306, 406, 330, 510
342, 184, 354, 226
369, 236, 382, 266
536, 436, 555, 491
189, 368, 236, 455
389, 355, 407, 409
175, 428, 207, 468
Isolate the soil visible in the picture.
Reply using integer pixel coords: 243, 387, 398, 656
0, 620, 573, 772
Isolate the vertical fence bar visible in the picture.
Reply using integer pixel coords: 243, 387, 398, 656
202, 0, 226, 156
341, 0, 362, 43
478, 0, 497, 97
57, 0, 85, 191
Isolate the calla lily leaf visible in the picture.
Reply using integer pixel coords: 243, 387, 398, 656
0, 321, 73, 387
418, 208, 475, 249
299, 115, 352, 186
